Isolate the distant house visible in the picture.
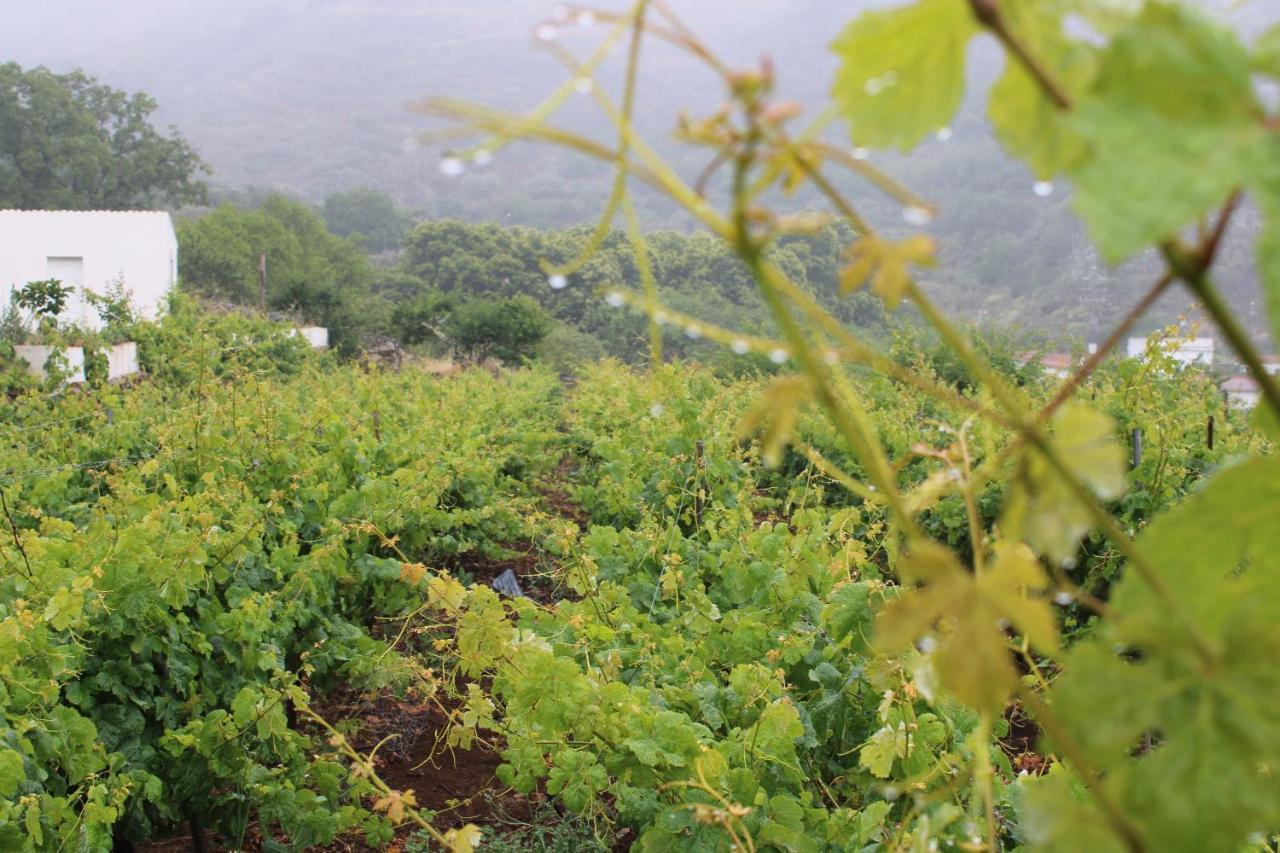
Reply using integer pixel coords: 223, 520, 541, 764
1126, 335, 1214, 367
1014, 350, 1083, 379
1221, 375, 1261, 409
0, 210, 178, 328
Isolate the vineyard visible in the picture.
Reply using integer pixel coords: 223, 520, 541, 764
0, 304, 1266, 850
5, 0, 1280, 851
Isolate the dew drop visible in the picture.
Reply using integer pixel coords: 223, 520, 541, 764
535, 23, 558, 41
653, 310, 670, 326
902, 205, 934, 226
548, 274, 568, 290
649, 403, 665, 417
1061, 556, 1077, 570
574, 77, 594, 95
1054, 591, 1074, 606
917, 635, 937, 654
731, 339, 750, 355
769, 348, 789, 364
1033, 180, 1055, 198
863, 77, 884, 96
439, 156, 465, 177
576, 10, 597, 26
851, 146, 869, 161
935, 126, 953, 142
684, 323, 703, 340
605, 291, 625, 308
883, 786, 900, 801
473, 149, 493, 166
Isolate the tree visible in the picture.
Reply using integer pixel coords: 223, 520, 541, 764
177, 195, 383, 354
0, 63, 208, 210
448, 295, 550, 365
322, 188, 413, 253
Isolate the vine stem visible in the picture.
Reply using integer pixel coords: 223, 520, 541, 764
1016, 685, 1146, 852
967, 0, 1073, 109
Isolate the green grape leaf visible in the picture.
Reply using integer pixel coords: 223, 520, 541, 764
1017, 767, 1128, 853
1068, 4, 1266, 262
1045, 456, 1280, 850
1254, 22, 1280, 76
1004, 403, 1126, 564
1255, 138, 1280, 348
876, 540, 1056, 712
822, 581, 875, 652
830, 0, 977, 150
0, 747, 24, 798
988, 0, 1096, 178
859, 725, 901, 778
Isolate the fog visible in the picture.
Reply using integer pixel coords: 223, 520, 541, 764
0, 0, 1271, 336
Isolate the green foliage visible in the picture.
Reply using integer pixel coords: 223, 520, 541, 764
0, 62, 207, 209
322, 187, 415, 253
449, 295, 551, 365
830, 0, 976, 150
177, 196, 383, 354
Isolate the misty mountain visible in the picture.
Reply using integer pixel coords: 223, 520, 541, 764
1, 0, 1272, 339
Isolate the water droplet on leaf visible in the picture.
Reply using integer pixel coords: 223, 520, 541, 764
576, 10, 596, 26
851, 147, 869, 160
684, 324, 703, 339
574, 78, 594, 95
440, 156, 465, 177
1054, 591, 1074, 606
731, 339, 750, 355
1033, 180, 1055, 198
769, 348, 789, 364
535, 23, 558, 41
548, 274, 568, 290
605, 291, 625, 308
935, 126, 953, 142
903, 205, 934, 226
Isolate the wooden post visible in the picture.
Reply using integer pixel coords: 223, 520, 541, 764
1131, 428, 1143, 469
694, 439, 706, 527
1207, 415, 1214, 451
258, 251, 268, 313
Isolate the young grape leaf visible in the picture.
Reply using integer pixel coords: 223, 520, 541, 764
1003, 403, 1125, 564
830, 0, 977, 150
736, 376, 814, 467
988, 0, 1096, 178
1068, 4, 1266, 261
875, 539, 1056, 712
839, 234, 936, 310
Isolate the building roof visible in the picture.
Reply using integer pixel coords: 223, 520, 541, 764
1039, 352, 1074, 370
1221, 375, 1261, 392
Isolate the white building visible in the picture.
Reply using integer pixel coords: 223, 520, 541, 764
0, 210, 178, 329
1221, 375, 1261, 409
1126, 335, 1215, 367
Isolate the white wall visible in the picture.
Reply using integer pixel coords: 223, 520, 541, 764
1126, 336, 1215, 367
0, 211, 178, 329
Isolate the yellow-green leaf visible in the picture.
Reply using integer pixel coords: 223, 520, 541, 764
831, 0, 977, 150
